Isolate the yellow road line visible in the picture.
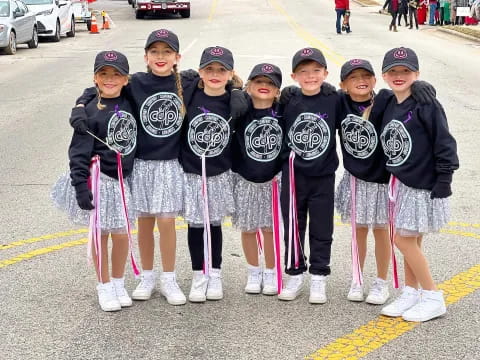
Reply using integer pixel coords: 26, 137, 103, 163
440, 228, 480, 240
306, 264, 480, 359
267, 0, 345, 67
0, 229, 88, 251
208, 0, 219, 22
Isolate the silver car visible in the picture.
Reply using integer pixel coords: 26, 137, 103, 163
0, 0, 38, 54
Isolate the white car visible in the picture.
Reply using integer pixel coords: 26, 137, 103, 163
0, 0, 38, 54
24, 0, 74, 41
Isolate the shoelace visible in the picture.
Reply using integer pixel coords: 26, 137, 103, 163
138, 277, 155, 290
114, 285, 129, 297
163, 278, 181, 293
285, 277, 302, 290
247, 272, 262, 285
193, 275, 208, 290
263, 272, 275, 285
99, 285, 117, 301
350, 282, 363, 293
311, 279, 325, 291
370, 280, 385, 296
208, 275, 222, 289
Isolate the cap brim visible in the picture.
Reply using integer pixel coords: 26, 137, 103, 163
341, 66, 375, 81
382, 62, 418, 73
292, 59, 327, 72
199, 60, 233, 70
249, 74, 281, 88
94, 64, 129, 75
145, 40, 179, 52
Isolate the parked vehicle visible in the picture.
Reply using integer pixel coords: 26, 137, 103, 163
134, 0, 190, 19
71, 0, 91, 31
24, 0, 74, 41
0, 0, 38, 54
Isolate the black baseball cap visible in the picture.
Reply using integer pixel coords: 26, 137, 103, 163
340, 59, 375, 81
382, 47, 419, 73
292, 47, 327, 72
145, 29, 180, 52
248, 63, 282, 88
94, 50, 129, 75
199, 46, 234, 70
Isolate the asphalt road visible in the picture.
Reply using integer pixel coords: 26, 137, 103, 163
1, 0, 479, 359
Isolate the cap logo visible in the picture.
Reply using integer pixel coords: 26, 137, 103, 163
262, 64, 274, 73
104, 52, 118, 61
301, 48, 313, 57
210, 47, 224, 56
155, 29, 169, 38
350, 59, 363, 65
393, 49, 408, 59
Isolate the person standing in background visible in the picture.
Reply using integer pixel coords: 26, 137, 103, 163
429, 0, 438, 25
418, 0, 428, 24
383, 0, 400, 31
335, 0, 351, 34
409, 0, 420, 28
399, 0, 410, 25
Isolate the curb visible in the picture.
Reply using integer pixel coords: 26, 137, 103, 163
436, 27, 480, 42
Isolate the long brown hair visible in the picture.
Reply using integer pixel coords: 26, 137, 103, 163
173, 64, 186, 116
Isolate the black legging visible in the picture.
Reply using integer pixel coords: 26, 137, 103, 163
409, 7, 418, 27
390, 11, 398, 27
398, 12, 408, 25
187, 225, 223, 271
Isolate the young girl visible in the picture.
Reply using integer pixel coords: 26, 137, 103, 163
335, 59, 392, 305
379, 47, 458, 322
52, 50, 137, 312
180, 46, 242, 302
71, 29, 197, 306
231, 63, 284, 295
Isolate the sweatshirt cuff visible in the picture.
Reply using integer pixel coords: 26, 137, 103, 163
74, 182, 89, 194
436, 173, 452, 184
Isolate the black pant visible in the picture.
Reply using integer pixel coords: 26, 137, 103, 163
280, 166, 335, 276
409, 7, 418, 28
398, 12, 408, 25
187, 225, 223, 271
390, 11, 398, 27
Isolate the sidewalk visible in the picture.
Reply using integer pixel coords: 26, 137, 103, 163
353, 0, 480, 41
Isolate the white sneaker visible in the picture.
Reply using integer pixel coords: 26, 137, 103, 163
402, 290, 446, 322
262, 268, 278, 295
188, 271, 208, 303
132, 272, 156, 300
245, 266, 262, 294
160, 272, 186, 305
366, 278, 390, 305
97, 282, 121, 312
347, 280, 364, 302
206, 268, 223, 300
381, 286, 420, 317
278, 274, 304, 301
112, 277, 133, 307
309, 275, 327, 304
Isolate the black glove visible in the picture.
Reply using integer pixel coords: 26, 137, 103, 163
75, 184, 94, 210
321, 81, 337, 96
180, 69, 199, 82
75, 87, 97, 106
411, 80, 436, 105
280, 86, 300, 105
430, 174, 452, 199
69, 106, 89, 134
230, 89, 249, 119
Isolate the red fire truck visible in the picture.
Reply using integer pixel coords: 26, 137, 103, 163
133, 0, 190, 19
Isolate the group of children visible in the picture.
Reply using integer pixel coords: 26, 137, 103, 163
51, 28, 459, 324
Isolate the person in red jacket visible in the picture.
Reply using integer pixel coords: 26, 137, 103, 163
335, 0, 351, 34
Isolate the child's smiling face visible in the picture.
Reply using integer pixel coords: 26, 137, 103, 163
144, 42, 181, 76
291, 61, 328, 96
340, 69, 376, 101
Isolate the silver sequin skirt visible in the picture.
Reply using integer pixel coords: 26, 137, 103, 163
129, 159, 184, 218
51, 172, 136, 232
335, 170, 389, 227
183, 171, 235, 226
394, 180, 450, 235
232, 174, 278, 232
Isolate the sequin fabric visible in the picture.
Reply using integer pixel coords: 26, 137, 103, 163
232, 174, 276, 232
394, 180, 450, 235
129, 159, 183, 217
51, 172, 136, 231
335, 170, 389, 227
183, 171, 234, 226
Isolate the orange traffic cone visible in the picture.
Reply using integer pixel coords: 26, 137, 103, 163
102, 16, 110, 30
90, 14, 99, 34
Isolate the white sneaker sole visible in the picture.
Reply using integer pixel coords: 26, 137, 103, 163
309, 296, 327, 304
131, 290, 155, 301
262, 287, 278, 296
347, 294, 364, 302
402, 307, 446, 322
245, 287, 261, 294
100, 304, 121, 312
206, 293, 223, 300
278, 292, 300, 301
161, 292, 187, 305
118, 298, 133, 307
366, 296, 389, 305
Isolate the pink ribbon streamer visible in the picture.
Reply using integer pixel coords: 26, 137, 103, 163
388, 175, 399, 289
201, 154, 212, 276
350, 175, 363, 286
287, 151, 301, 270
87, 156, 102, 282
271, 177, 283, 294
116, 152, 140, 277
256, 229, 264, 258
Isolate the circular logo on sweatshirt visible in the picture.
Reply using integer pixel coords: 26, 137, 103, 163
288, 112, 330, 160
380, 119, 412, 167
245, 116, 283, 162
341, 114, 377, 159
188, 112, 230, 157
107, 110, 137, 156
140, 92, 183, 138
